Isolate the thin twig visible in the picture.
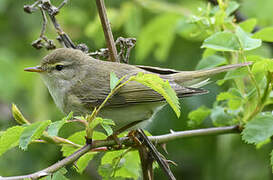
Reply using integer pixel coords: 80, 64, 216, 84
95, 0, 119, 62
0, 144, 92, 180
1, 125, 240, 179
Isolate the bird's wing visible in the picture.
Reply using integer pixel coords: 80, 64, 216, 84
71, 75, 207, 108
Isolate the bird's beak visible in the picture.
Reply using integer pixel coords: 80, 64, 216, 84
24, 66, 44, 73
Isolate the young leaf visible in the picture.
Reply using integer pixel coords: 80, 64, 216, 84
188, 106, 211, 128
253, 27, 273, 42
210, 106, 234, 126
19, 120, 51, 150
0, 126, 25, 156
235, 26, 262, 51
201, 31, 240, 51
110, 72, 120, 91
12, 104, 29, 125
47, 112, 73, 137
130, 73, 180, 117
239, 18, 257, 33
242, 112, 273, 145
225, 1, 240, 16
76, 152, 96, 174
47, 120, 66, 137
61, 131, 86, 157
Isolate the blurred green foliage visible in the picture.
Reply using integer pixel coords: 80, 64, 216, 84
0, 0, 272, 179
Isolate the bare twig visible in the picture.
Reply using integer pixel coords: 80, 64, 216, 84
0, 126, 240, 179
0, 144, 92, 180
95, 0, 119, 62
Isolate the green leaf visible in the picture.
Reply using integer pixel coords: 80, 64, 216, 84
253, 27, 273, 42
0, 126, 25, 156
99, 150, 140, 179
130, 73, 180, 117
226, 1, 240, 15
136, 13, 180, 62
110, 72, 120, 91
101, 124, 113, 136
235, 26, 262, 51
188, 106, 211, 127
47, 112, 73, 137
201, 31, 240, 51
217, 67, 248, 85
239, 18, 257, 33
51, 169, 68, 180
61, 131, 86, 157
47, 120, 66, 137
196, 55, 226, 70
19, 120, 51, 150
242, 112, 273, 145
12, 104, 29, 125
202, 27, 261, 52
210, 106, 234, 126
76, 152, 96, 174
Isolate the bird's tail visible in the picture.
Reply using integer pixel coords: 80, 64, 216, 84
173, 62, 251, 87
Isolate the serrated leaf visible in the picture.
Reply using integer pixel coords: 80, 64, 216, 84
202, 31, 240, 51
19, 120, 51, 150
253, 27, 273, 42
242, 112, 273, 145
235, 26, 262, 51
188, 106, 211, 128
76, 152, 95, 174
12, 104, 29, 125
239, 18, 257, 33
0, 126, 25, 156
130, 73, 180, 117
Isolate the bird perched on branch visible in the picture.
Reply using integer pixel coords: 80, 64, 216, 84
25, 48, 250, 129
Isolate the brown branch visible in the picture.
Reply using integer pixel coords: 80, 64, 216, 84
0, 125, 240, 179
0, 144, 92, 180
95, 0, 119, 62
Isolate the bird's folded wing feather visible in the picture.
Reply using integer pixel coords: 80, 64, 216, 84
71, 76, 207, 108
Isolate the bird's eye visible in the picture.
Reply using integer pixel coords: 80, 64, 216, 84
55, 65, 64, 71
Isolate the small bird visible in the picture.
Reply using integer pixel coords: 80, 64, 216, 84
24, 48, 250, 130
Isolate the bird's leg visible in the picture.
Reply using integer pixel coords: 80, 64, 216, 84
107, 120, 142, 148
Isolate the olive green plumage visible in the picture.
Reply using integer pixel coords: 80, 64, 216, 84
25, 48, 250, 129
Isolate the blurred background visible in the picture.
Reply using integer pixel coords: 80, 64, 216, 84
0, 0, 272, 179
